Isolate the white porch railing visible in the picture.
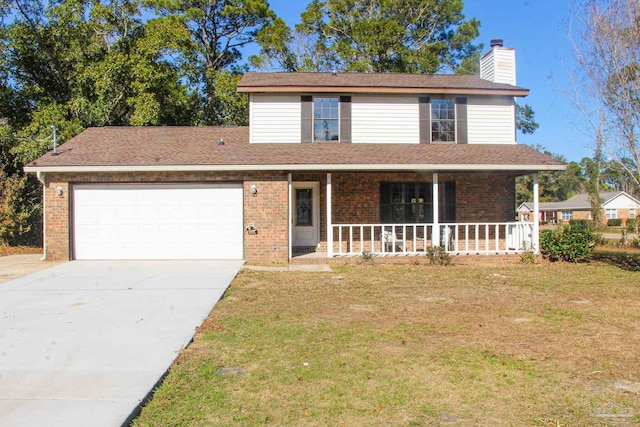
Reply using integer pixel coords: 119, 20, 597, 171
330, 222, 535, 256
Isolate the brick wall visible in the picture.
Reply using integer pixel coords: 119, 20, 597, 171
43, 170, 518, 263
43, 171, 288, 263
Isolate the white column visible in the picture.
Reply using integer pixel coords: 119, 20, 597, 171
288, 173, 292, 260
327, 173, 333, 257
433, 173, 440, 246
533, 173, 540, 254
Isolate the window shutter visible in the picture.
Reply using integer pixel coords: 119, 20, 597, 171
455, 97, 468, 144
301, 95, 313, 143
339, 96, 351, 143
419, 96, 431, 144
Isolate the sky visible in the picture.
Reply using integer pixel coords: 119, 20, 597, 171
253, 0, 591, 163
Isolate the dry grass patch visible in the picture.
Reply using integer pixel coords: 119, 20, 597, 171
134, 263, 640, 426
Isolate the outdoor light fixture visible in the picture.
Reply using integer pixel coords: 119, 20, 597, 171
56, 186, 63, 198
250, 184, 258, 196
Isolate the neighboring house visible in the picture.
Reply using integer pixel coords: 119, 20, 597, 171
25, 40, 564, 263
517, 191, 640, 224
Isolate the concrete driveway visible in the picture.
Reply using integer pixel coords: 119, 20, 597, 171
0, 260, 243, 427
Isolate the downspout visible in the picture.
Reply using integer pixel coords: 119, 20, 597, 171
36, 171, 46, 260
533, 173, 540, 254
288, 173, 292, 261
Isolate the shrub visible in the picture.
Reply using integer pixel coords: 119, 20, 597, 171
607, 218, 623, 227
627, 219, 637, 232
360, 251, 374, 262
426, 246, 451, 266
540, 225, 595, 262
569, 219, 589, 227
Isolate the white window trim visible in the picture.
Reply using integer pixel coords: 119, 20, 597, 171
312, 96, 340, 142
561, 210, 573, 221
430, 97, 456, 143
606, 208, 617, 219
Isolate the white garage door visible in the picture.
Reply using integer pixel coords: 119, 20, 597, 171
73, 184, 243, 260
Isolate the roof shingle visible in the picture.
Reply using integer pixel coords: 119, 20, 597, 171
237, 72, 528, 95
25, 127, 565, 172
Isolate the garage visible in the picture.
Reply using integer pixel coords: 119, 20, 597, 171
72, 184, 244, 260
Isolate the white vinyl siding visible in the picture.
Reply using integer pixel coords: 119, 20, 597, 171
602, 193, 640, 209
351, 95, 419, 143
467, 96, 516, 144
480, 47, 516, 86
250, 94, 301, 143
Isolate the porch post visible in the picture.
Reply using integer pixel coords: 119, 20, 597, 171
533, 173, 540, 254
433, 173, 440, 246
288, 173, 292, 260
327, 173, 333, 257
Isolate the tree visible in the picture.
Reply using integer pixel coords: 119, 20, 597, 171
569, 0, 640, 191
252, 0, 481, 74
516, 103, 539, 135
146, 0, 278, 124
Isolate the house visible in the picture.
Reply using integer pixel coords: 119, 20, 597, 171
518, 191, 640, 225
24, 40, 564, 263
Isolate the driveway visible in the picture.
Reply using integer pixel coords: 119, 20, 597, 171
0, 260, 243, 427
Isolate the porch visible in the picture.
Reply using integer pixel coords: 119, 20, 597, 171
287, 171, 541, 260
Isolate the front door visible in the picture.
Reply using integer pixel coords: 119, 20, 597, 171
292, 182, 319, 247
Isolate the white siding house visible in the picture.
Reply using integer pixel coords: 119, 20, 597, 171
467, 96, 516, 144
351, 95, 419, 144
249, 94, 301, 143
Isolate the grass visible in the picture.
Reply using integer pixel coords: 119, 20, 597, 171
133, 261, 640, 426
0, 245, 41, 256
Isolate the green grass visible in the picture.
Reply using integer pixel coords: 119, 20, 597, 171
134, 261, 640, 426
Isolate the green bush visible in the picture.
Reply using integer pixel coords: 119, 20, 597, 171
627, 219, 637, 232
569, 219, 589, 227
540, 225, 595, 262
607, 218, 623, 227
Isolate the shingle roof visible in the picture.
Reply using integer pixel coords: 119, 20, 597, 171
237, 72, 529, 95
522, 192, 635, 211
25, 126, 564, 172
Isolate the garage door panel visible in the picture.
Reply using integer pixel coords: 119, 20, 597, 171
73, 184, 243, 260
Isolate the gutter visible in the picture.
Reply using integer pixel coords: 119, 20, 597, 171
36, 171, 46, 261
24, 163, 566, 173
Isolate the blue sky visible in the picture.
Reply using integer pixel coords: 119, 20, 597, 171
255, 0, 590, 163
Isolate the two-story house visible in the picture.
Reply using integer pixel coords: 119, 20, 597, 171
25, 40, 564, 263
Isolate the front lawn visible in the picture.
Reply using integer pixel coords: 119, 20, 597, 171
134, 261, 640, 426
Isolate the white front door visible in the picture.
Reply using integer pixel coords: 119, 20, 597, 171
292, 182, 319, 247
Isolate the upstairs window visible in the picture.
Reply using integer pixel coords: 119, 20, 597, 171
313, 97, 339, 141
431, 98, 456, 142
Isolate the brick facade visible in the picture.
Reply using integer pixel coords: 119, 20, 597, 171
43, 171, 516, 263
43, 171, 289, 263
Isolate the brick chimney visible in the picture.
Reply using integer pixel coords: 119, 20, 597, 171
480, 39, 516, 86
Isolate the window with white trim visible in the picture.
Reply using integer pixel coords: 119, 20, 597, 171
606, 208, 617, 219
630, 209, 636, 219
313, 97, 339, 141
431, 98, 456, 142
561, 210, 573, 221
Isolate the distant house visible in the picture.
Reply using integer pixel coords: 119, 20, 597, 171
517, 192, 640, 224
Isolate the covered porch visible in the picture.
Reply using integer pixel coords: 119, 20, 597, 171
287, 171, 541, 260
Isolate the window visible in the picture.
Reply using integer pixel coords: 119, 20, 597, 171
431, 98, 456, 142
631, 209, 636, 219
313, 97, 339, 141
606, 208, 617, 219
380, 182, 455, 223
561, 210, 573, 221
